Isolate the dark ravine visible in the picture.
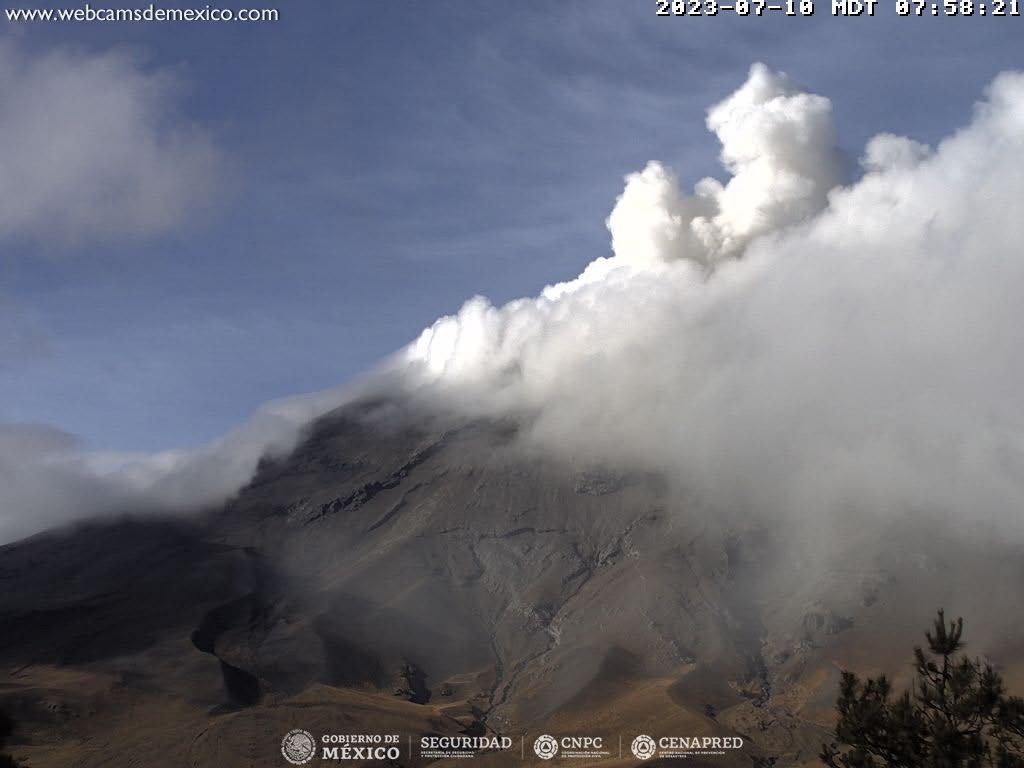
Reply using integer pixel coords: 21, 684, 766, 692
2, 396, 1024, 767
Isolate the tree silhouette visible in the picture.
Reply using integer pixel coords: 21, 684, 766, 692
821, 610, 1024, 767
0, 707, 19, 768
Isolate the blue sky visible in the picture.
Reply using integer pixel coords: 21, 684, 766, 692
1, 1, 1021, 452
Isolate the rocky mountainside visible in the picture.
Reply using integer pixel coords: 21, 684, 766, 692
2, 396, 1024, 767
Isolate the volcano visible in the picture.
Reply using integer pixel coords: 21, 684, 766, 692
3, 396, 1023, 767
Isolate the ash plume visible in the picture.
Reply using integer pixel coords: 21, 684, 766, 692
5, 63, 1024, 548
398, 63, 1024, 543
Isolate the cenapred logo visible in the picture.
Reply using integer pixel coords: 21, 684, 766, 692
629, 734, 744, 760
534, 734, 559, 760
631, 734, 657, 760
281, 729, 316, 765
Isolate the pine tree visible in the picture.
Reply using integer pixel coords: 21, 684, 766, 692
821, 610, 1024, 767
0, 707, 18, 768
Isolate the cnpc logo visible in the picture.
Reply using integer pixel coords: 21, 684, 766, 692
533, 734, 605, 760
533, 735, 559, 760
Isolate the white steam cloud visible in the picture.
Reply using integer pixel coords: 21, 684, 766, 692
399, 63, 1024, 540
608, 64, 843, 269
5, 63, 1024, 547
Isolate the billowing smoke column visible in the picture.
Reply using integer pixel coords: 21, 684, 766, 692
403, 64, 846, 384
608, 63, 843, 268
400, 63, 1024, 539
5, 63, 1024, 545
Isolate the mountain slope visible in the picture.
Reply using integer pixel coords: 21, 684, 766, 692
2, 396, 1023, 767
